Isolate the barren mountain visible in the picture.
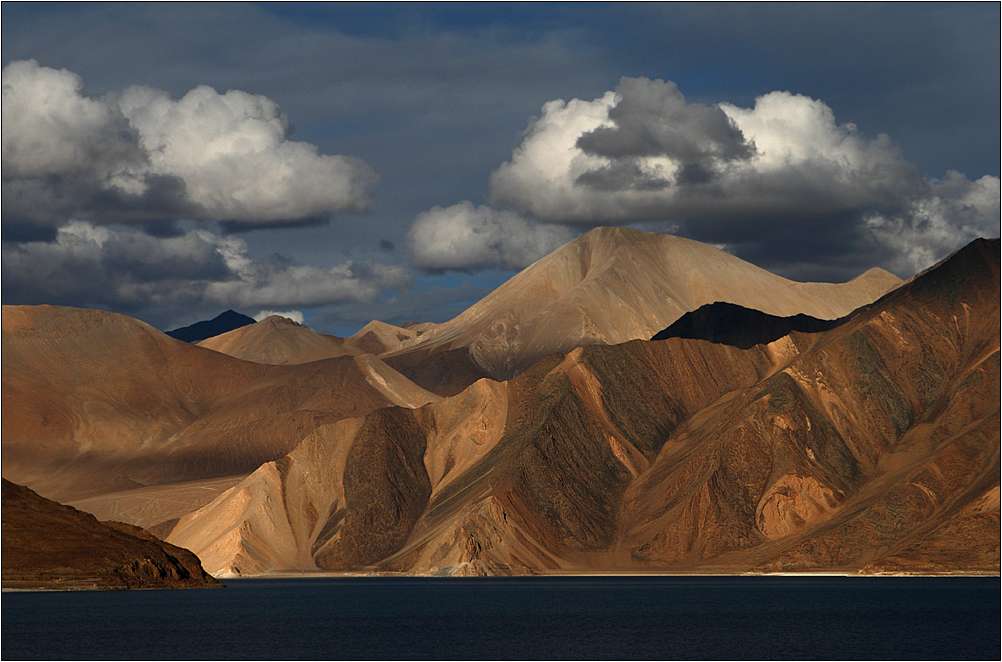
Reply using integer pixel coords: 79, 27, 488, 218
2, 478, 221, 590
196, 316, 422, 365
167, 238, 998, 577
2, 306, 438, 502
198, 315, 351, 364
382, 226, 902, 393
166, 309, 255, 343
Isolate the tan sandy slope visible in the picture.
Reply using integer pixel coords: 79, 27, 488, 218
2, 306, 439, 503
197, 315, 351, 364
346, 319, 423, 355
196, 315, 423, 365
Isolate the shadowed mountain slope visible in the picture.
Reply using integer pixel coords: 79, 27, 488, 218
346, 320, 423, 355
381, 227, 901, 393
168, 239, 998, 577
2, 479, 221, 590
3, 233, 993, 579
652, 302, 842, 349
2, 306, 439, 502
166, 310, 255, 343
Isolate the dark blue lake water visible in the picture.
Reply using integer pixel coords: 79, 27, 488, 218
2, 575, 998, 659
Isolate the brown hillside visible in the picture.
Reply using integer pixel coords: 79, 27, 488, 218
197, 316, 421, 366
198, 315, 351, 364
2, 306, 437, 502
2, 478, 221, 590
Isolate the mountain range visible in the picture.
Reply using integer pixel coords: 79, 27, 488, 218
2, 228, 997, 580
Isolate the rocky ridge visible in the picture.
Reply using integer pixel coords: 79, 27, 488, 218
2, 478, 222, 590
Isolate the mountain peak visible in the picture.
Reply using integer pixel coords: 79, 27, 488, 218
197, 314, 348, 364
166, 310, 255, 343
382, 227, 904, 389
259, 314, 303, 328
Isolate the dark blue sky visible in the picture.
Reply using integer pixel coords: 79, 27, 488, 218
2, 3, 999, 334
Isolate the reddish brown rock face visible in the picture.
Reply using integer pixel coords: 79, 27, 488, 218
756, 474, 841, 540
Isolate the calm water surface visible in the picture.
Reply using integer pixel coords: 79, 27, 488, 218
3, 576, 999, 659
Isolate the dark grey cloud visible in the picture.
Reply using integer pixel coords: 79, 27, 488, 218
2, 223, 220, 311
575, 77, 752, 182
575, 162, 671, 193
1, 223, 412, 325
3, 173, 194, 235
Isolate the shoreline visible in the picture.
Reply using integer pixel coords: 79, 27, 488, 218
5, 569, 998, 592
223, 568, 1002, 580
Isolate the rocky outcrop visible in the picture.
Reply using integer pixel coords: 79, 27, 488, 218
2, 479, 221, 590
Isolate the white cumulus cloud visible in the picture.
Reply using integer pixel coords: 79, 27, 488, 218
488, 77, 928, 226
1, 60, 143, 180
253, 310, 306, 324
2, 60, 377, 231
482, 76, 998, 275
864, 172, 1001, 275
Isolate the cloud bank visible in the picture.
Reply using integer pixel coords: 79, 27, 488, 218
2, 60, 377, 233
488, 77, 946, 227
409, 77, 997, 275
254, 310, 306, 324
1, 222, 411, 313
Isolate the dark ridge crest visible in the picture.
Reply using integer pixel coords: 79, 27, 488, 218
652, 302, 842, 349
166, 309, 255, 343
